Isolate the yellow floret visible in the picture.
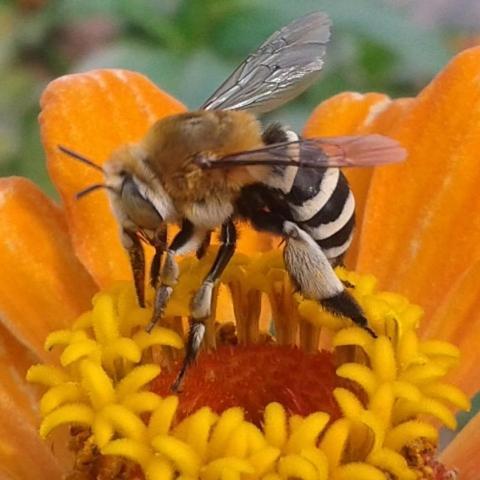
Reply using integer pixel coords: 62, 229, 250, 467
27, 253, 470, 480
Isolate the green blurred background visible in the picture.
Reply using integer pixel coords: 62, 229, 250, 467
1, 0, 478, 196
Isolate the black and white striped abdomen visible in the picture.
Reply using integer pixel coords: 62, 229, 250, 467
287, 166, 354, 265
260, 126, 355, 265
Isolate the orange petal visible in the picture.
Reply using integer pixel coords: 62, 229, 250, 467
421, 261, 480, 395
440, 411, 480, 479
0, 321, 65, 479
0, 321, 39, 424
40, 69, 185, 287
303, 92, 391, 138
361, 97, 414, 135
357, 46, 480, 318
237, 222, 274, 253
0, 177, 97, 360
0, 396, 64, 479
303, 92, 390, 266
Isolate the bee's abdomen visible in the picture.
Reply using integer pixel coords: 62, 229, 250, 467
262, 124, 355, 265
289, 167, 354, 264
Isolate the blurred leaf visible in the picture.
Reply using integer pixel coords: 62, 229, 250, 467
0, 67, 43, 159
175, 0, 248, 50
54, 0, 121, 20
226, 0, 452, 85
117, 0, 183, 48
18, 112, 55, 197
171, 50, 235, 108
325, 0, 451, 80
0, 4, 17, 67
264, 104, 312, 132
74, 42, 235, 109
73, 39, 172, 79
0, 0, 458, 191
360, 39, 396, 77
11, 5, 56, 49
211, 6, 281, 58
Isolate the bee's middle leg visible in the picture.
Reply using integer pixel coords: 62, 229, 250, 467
190, 220, 236, 319
146, 220, 207, 333
172, 220, 236, 391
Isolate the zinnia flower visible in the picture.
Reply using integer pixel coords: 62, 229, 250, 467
2, 46, 480, 480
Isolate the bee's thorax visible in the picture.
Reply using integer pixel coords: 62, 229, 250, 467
141, 110, 264, 203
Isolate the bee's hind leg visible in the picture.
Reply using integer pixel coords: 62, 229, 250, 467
172, 220, 236, 392
243, 209, 375, 336
282, 221, 376, 337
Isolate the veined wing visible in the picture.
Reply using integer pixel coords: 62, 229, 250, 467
200, 12, 331, 114
195, 134, 407, 170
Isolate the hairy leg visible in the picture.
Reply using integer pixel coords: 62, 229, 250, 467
243, 206, 375, 336
172, 220, 237, 391
149, 224, 167, 289
282, 221, 375, 336
146, 220, 207, 332
122, 228, 146, 308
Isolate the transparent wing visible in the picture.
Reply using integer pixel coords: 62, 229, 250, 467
200, 12, 331, 114
195, 135, 407, 170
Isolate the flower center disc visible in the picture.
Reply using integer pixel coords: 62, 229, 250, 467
151, 344, 341, 425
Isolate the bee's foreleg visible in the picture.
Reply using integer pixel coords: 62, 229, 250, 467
146, 254, 177, 333
282, 221, 375, 336
149, 224, 167, 289
146, 220, 207, 333
172, 220, 237, 392
122, 228, 146, 308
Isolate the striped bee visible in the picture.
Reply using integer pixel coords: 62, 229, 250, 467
60, 12, 405, 390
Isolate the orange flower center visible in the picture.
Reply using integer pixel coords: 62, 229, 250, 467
151, 344, 341, 425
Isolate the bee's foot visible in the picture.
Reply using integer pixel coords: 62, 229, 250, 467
171, 321, 206, 391
146, 285, 173, 333
145, 316, 159, 333
170, 370, 185, 393
364, 325, 377, 338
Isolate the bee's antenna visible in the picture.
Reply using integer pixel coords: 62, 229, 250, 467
58, 145, 105, 173
76, 183, 115, 200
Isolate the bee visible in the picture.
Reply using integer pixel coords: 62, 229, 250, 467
60, 12, 406, 390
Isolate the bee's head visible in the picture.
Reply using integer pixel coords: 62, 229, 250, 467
104, 144, 177, 229
103, 144, 147, 191
57, 144, 176, 229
